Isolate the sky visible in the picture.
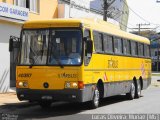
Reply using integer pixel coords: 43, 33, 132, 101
127, 0, 160, 32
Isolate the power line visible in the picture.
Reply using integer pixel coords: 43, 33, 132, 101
113, 19, 138, 32
122, 0, 160, 26
102, 0, 160, 33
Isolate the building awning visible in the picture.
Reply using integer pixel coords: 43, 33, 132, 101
0, 16, 25, 24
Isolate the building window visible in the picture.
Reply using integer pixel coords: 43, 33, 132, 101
14, 0, 26, 8
30, 0, 40, 13
14, 0, 39, 13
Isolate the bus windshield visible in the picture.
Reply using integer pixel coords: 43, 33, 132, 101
20, 29, 82, 66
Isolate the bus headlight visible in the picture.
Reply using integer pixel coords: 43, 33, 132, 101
17, 81, 28, 88
65, 82, 78, 88
72, 82, 78, 88
65, 82, 71, 88
23, 82, 28, 87
18, 82, 23, 87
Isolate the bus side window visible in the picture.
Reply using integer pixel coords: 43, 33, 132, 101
123, 39, 131, 55
131, 41, 138, 56
103, 34, 113, 54
93, 31, 103, 53
138, 43, 144, 57
114, 37, 123, 54
144, 44, 150, 58
84, 29, 91, 38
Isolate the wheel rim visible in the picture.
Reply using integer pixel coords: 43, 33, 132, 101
93, 89, 99, 107
131, 83, 135, 98
137, 82, 141, 97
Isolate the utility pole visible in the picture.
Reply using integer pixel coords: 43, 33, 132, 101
103, 0, 116, 21
137, 23, 150, 35
103, 0, 108, 21
131, 23, 150, 35
137, 24, 141, 35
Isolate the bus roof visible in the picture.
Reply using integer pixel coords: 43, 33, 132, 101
23, 18, 150, 44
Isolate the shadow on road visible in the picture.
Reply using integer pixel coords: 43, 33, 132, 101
0, 95, 139, 119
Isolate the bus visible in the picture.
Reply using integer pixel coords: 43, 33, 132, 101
9, 18, 151, 109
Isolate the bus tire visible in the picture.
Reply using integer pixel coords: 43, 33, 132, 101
135, 80, 141, 98
126, 81, 136, 100
39, 101, 52, 109
90, 86, 100, 109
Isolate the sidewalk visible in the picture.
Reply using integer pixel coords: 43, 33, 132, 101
152, 72, 160, 76
0, 92, 20, 106
8, 87, 16, 93
151, 76, 160, 87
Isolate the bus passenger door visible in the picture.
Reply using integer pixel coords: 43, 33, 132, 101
83, 29, 93, 100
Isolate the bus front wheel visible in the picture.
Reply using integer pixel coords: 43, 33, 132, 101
90, 86, 100, 109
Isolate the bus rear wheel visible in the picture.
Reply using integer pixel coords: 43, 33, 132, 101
135, 80, 141, 98
90, 86, 100, 109
126, 81, 135, 100
39, 101, 52, 109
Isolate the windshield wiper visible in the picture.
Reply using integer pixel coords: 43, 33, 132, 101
57, 58, 64, 68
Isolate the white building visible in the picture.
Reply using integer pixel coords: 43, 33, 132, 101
0, 2, 29, 93
90, 0, 129, 31
58, 0, 120, 25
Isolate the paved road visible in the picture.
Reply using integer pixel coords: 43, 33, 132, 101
0, 76, 160, 120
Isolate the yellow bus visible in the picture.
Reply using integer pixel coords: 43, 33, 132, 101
9, 18, 151, 109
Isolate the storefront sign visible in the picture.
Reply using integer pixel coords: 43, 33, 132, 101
70, 0, 90, 10
0, 2, 29, 21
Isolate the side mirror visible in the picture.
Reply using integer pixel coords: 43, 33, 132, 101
9, 36, 20, 52
9, 37, 13, 52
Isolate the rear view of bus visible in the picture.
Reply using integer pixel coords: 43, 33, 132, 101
16, 19, 90, 108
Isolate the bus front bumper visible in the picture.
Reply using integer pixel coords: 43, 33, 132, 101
16, 88, 92, 103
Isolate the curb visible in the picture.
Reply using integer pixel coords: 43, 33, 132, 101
151, 81, 160, 87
